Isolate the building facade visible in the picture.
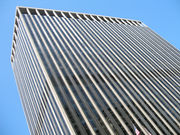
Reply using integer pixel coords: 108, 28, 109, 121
11, 7, 180, 135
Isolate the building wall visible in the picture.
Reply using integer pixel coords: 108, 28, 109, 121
12, 7, 180, 135
12, 15, 72, 135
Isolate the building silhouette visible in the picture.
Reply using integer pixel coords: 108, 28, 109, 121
11, 7, 180, 135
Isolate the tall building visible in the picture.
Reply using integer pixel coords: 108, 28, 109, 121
11, 7, 180, 135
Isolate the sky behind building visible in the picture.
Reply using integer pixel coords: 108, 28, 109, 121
0, 0, 179, 135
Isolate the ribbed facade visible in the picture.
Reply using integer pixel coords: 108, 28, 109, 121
11, 7, 180, 135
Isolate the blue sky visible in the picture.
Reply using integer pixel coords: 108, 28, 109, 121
0, 0, 179, 134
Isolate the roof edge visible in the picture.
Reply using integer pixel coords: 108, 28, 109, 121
16, 6, 143, 25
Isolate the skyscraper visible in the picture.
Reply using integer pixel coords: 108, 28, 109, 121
11, 6, 180, 135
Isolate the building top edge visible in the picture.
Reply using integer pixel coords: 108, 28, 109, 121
16, 6, 142, 23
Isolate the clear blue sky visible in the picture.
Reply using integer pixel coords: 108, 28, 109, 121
0, 0, 179, 134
